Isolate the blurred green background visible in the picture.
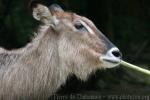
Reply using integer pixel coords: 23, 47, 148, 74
0, 0, 150, 99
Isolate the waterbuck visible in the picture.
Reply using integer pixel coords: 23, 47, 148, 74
0, 2, 122, 100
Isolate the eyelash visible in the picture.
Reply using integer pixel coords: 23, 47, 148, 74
74, 23, 84, 30
74, 23, 88, 32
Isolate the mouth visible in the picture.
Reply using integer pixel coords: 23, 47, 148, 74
102, 57, 121, 64
100, 56, 121, 68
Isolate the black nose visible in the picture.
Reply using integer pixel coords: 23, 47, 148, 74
111, 49, 122, 58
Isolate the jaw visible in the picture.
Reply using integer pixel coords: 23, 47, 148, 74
70, 58, 120, 81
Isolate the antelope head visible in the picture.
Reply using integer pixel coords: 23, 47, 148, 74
31, 2, 122, 80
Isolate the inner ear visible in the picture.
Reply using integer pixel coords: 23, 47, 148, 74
49, 4, 64, 14
31, 2, 53, 24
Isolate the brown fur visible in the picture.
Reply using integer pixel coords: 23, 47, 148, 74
0, 3, 114, 100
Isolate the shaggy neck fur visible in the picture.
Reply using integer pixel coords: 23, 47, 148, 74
0, 25, 69, 100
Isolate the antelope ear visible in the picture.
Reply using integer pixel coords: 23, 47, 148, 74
49, 4, 64, 14
31, 2, 52, 24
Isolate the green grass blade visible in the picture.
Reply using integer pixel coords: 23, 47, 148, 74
120, 60, 150, 76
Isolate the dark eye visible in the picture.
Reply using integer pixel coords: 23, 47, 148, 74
74, 23, 85, 30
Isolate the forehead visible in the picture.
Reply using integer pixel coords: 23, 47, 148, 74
53, 11, 94, 24
53, 11, 74, 21
54, 11, 97, 30
53, 11, 100, 37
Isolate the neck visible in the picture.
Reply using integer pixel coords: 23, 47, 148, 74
26, 26, 69, 96
0, 25, 70, 99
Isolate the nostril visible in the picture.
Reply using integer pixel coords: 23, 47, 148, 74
112, 50, 122, 58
